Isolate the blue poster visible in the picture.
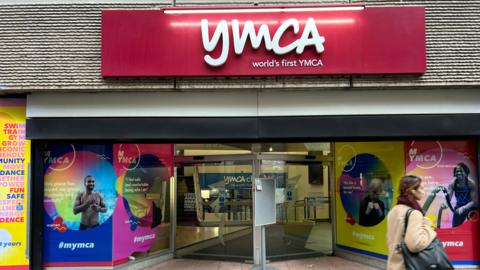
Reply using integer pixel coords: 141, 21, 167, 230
43, 144, 117, 265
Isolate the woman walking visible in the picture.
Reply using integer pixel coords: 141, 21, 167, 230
386, 175, 437, 270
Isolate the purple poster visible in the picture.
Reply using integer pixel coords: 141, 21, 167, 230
112, 144, 173, 263
406, 140, 479, 265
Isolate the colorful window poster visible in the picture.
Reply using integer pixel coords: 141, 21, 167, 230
43, 144, 117, 266
405, 140, 480, 265
112, 144, 173, 263
334, 142, 404, 258
43, 143, 174, 266
0, 98, 29, 270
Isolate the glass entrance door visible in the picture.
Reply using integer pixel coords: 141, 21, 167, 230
175, 156, 254, 261
175, 145, 334, 263
259, 156, 333, 261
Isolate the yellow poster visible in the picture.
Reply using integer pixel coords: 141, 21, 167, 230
334, 142, 404, 258
0, 99, 29, 269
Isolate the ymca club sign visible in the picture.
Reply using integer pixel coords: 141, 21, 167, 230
101, 5, 426, 77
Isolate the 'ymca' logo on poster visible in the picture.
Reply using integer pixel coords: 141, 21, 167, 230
408, 141, 443, 169
44, 144, 76, 171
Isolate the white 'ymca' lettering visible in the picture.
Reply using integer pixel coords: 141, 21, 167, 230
201, 18, 326, 67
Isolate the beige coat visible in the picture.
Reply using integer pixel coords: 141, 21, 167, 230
386, 204, 437, 270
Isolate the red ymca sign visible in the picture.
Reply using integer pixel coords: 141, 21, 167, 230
101, 5, 426, 77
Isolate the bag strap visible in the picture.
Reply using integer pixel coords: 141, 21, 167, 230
402, 208, 414, 238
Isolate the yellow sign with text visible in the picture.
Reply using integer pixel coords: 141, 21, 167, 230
0, 99, 29, 269
334, 142, 404, 257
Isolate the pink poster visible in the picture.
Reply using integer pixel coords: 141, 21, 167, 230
112, 144, 173, 264
405, 140, 479, 265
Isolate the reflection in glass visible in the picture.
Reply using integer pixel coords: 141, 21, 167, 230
176, 161, 253, 261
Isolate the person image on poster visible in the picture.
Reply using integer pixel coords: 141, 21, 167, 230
447, 163, 478, 227
73, 175, 107, 230
359, 178, 385, 226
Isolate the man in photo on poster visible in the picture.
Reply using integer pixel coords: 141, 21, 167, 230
73, 175, 107, 230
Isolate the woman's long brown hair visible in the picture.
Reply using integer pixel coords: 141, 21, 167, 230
398, 175, 422, 201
